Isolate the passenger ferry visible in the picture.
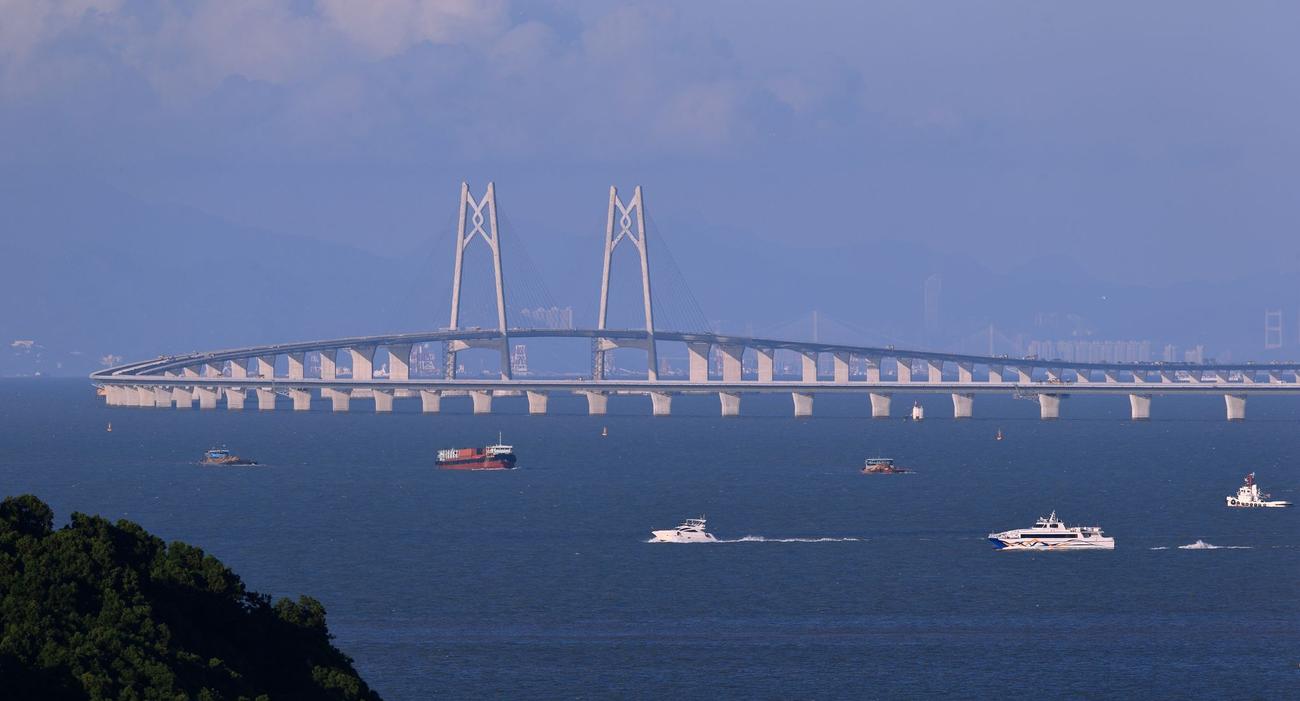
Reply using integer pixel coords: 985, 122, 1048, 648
200, 447, 258, 466
1226, 472, 1291, 508
436, 434, 517, 470
988, 511, 1114, 550
650, 517, 717, 543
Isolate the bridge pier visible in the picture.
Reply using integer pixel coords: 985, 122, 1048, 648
1038, 394, 1061, 420
470, 390, 493, 414
288, 352, 305, 379
988, 364, 1003, 383
870, 392, 891, 418
225, 388, 246, 410
1015, 367, 1032, 384
833, 352, 850, 384
895, 358, 912, 383
687, 343, 710, 383
197, 387, 219, 410
388, 344, 412, 380
290, 389, 311, 411
319, 350, 337, 381
957, 362, 973, 384
135, 386, 154, 407
864, 356, 881, 382
792, 392, 813, 417
650, 391, 672, 416
256, 355, 275, 379
152, 387, 172, 408
256, 388, 276, 411
327, 389, 350, 412
927, 359, 943, 383
800, 352, 817, 383
580, 391, 608, 415
1225, 394, 1246, 421
527, 391, 548, 415
1129, 394, 1151, 420
172, 387, 193, 409
720, 345, 744, 383
951, 392, 974, 419
349, 346, 375, 381
719, 392, 741, 417
420, 390, 441, 413
756, 348, 774, 383
373, 388, 394, 413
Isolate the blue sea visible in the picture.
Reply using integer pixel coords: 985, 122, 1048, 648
2, 379, 1297, 699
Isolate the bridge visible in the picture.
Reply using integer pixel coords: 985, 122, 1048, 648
93, 183, 1300, 421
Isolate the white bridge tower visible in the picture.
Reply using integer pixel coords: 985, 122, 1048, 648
446, 181, 511, 379
595, 186, 658, 381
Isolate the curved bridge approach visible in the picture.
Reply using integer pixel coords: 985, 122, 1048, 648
94, 183, 1299, 422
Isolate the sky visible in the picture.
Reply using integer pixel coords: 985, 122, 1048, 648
3, 1, 1300, 372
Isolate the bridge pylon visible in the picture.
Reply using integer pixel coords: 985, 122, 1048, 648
446, 181, 511, 380
595, 185, 658, 381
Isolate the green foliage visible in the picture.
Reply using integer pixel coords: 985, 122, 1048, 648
0, 495, 382, 701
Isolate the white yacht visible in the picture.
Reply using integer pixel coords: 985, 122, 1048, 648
988, 511, 1115, 551
650, 517, 717, 543
1226, 473, 1291, 508
911, 401, 925, 420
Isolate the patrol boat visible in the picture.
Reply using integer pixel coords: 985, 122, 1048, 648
650, 517, 717, 543
987, 511, 1114, 550
1226, 472, 1290, 508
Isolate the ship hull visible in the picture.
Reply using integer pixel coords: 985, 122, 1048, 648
437, 456, 516, 471
989, 537, 1114, 551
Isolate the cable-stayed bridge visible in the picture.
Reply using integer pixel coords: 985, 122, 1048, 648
94, 183, 1300, 421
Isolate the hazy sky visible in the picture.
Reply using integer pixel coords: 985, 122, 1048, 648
4, 1, 1300, 365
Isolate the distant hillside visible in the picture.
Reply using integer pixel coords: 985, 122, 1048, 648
0, 495, 382, 701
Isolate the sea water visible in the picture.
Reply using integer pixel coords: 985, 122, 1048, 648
1, 380, 1296, 698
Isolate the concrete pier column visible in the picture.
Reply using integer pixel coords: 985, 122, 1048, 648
290, 389, 311, 411
225, 388, 245, 410
103, 386, 118, 406
650, 392, 672, 416
719, 392, 741, 417
1129, 394, 1151, 420
1038, 394, 1061, 420
1267, 370, 1283, 384
527, 391, 548, 415
687, 343, 710, 383
1160, 370, 1176, 384
319, 350, 337, 381
116, 388, 135, 407
792, 392, 813, 417
1104, 370, 1119, 383
895, 358, 912, 383
756, 348, 774, 383
388, 344, 412, 380
172, 387, 193, 409
927, 359, 943, 383
253, 388, 274, 411
865, 356, 882, 382
720, 345, 744, 383
870, 392, 891, 418
952, 393, 974, 418
152, 387, 172, 408
287, 353, 305, 380
349, 347, 375, 380
1015, 367, 1032, 384
581, 391, 608, 416
1131, 369, 1148, 384
229, 360, 248, 379
957, 362, 973, 384
328, 389, 350, 412
801, 351, 818, 383
136, 386, 155, 407
1075, 368, 1091, 383
988, 364, 1003, 383
203, 362, 222, 378
1046, 368, 1062, 383
470, 390, 493, 415
1225, 394, 1246, 421
256, 356, 275, 379
420, 390, 441, 413
372, 388, 394, 413
197, 387, 218, 410
833, 352, 851, 384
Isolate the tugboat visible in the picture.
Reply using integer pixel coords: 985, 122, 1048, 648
995, 429, 1004, 441
910, 401, 925, 420
1226, 473, 1291, 508
861, 458, 911, 475
988, 511, 1115, 550
650, 517, 717, 543
201, 447, 258, 466
436, 433, 517, 470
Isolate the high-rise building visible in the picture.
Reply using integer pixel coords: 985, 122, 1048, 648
510, 345, 529, 375
1265, 310, 1283, 349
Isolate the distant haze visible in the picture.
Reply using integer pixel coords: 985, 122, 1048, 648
3, 2, 1300, 375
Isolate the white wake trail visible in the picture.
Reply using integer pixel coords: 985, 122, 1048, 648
1177, 540, 1252, 550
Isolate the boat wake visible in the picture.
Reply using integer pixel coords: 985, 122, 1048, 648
720, 535, 863, 543
1178, 540, 1252, 550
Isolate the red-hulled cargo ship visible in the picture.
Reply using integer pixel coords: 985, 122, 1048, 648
436, 434, 517, 470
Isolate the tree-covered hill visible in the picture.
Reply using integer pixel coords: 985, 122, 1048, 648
0, 495, 382, 700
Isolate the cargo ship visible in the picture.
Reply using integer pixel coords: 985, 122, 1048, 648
436, 434, 517, 470
861, 458, 911, 474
